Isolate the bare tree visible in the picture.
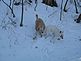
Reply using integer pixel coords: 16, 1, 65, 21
12, 0, 15, 11
20, 0, 24, 27
9, 0, 12, 6
2, 0, 15, 17
63, 0, 78, 13
60, 0, 63, 20
74, 0, 78, 13
63, 0, 68, 12
34, 0, 37, 11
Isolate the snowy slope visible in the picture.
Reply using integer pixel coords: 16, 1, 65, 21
0, 0, 81, 61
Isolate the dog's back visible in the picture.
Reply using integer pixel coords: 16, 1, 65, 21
35, 18, 45, 31
45, 25, 63, 39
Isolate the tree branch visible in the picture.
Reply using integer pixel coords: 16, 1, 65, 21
2, 0, 15, 17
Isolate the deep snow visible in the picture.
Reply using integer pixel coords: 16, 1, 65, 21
0, 0, 81, 61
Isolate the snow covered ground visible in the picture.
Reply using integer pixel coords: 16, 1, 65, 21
0, 0, 81, 61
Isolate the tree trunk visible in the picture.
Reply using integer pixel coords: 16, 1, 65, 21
10, 0, 12, 6
60, 0, 63, 20
20, 0, 24, 27
34, 0, 37, 11
74, 0, 78, 13
63, 0, 68, 12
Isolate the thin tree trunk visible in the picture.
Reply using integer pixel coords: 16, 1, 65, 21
12, 0, 15, 12
2, 0, 15, 17
74, 0, 78, 13
10, 0, 12, 6
60, 0, 63, 21
34, 0, 37, 11
20, 0, 24, 27
63, 0, 68, 12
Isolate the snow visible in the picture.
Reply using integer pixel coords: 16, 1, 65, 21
0, 0, 81, 61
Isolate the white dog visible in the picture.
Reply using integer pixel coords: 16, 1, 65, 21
44, 25, 63, 40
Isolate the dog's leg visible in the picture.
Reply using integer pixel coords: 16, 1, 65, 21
33, 32, 37, 40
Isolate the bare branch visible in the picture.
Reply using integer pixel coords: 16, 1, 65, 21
2, 0, 15, 17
